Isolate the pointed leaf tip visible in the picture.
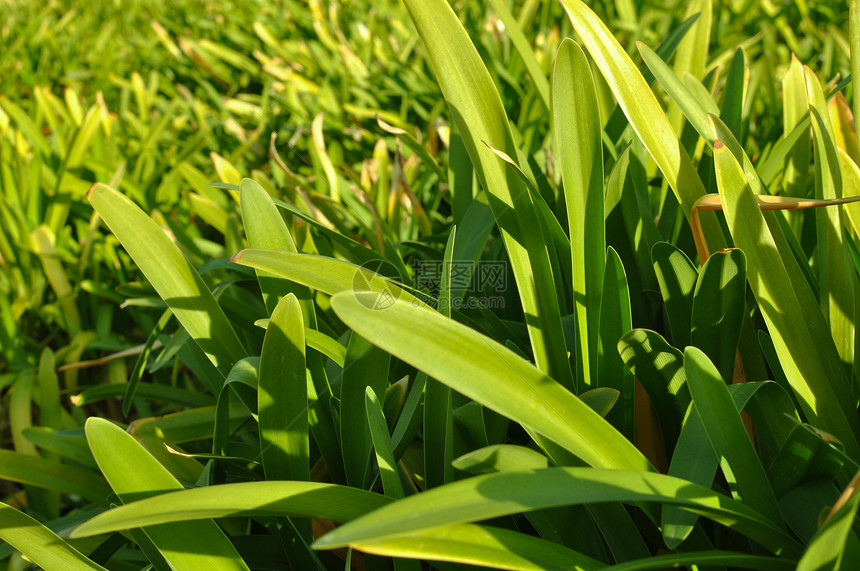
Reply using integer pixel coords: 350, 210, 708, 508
228, 249, 248, 264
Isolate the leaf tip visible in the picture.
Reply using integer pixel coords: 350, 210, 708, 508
86, 183, 99, 202
310, 534, 339, 550
228, 249, 248, 264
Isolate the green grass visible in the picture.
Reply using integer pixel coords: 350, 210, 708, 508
3, 0, 860, 569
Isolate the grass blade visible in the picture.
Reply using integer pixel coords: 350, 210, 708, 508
0, 449, 109, 503
805, 67, 856, 374
713, 133, 860, 459
89, 183, 246, 376
552, 38, 604, 390
690, 249, 747, 383
330, 292, 650, 471
684, 347, 783, 526
72, 482, 390, 537
341, 333, 391, 488
0, 503, 106, 571
85, 418, 250, 570
313, 467, 800, 556
351, 523, 601, 571
258, 294, 308, 483
597, 247, 633, 438
558, 0, 722, 249
239, 178, 313, 318
402, 0, 573, 389
365, 387, 404, 499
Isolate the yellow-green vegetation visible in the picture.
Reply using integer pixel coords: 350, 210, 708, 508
2, 0, 860, 569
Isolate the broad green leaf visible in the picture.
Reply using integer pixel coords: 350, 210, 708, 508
604, 146, 630, 218
806, 67, 856, 374
781, 480, 850, 545
330, 292, 651, 471
9, 372, 36, 456
781, 55, 810, 240
767, 423, 845, 498
552, 38, 604, 390
211, 152, 242, 186
425, 232, 455, 488
89, 183, 246, 376
597, 248, 633, 438
602, 551, 794, 571
720, 48, 746, 139
684, 347, 783, 526
74, 382, 213, 408
616, 143, 662, 296
72, 482, 390, 537
351, 523, 601, 571
838, 148, 860, 241
662, 407, 718, 549
313, 467, 800, 557
365, 387, 404, 499
664, 382, 791, 548
261, 318, 328, 571
831, 93, 860, 166
796, 477, 860, 571
448, 131, 475, 225
690, 249, 747, 383
454, 444, 607, 560
617, 329, 688, 448
851, 0, 860, 127
579, 387, 620, 418
652, 242, 698, 348
0, 502, 106, 571
22, 427, 96, 468
453, 445, 549, 475
85, 418, 250, 570
341, 333, 391, 488
259, 294, 308, 483
0, 449, 109, 504
402, 0, 573, 390
230, 249, 427, 308
239, 178, 313, 318
713, 133, 860, 459
759, 113, 816, 186
129, 404, 249, 443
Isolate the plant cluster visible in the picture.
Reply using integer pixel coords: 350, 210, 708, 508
2, 0, 860, 569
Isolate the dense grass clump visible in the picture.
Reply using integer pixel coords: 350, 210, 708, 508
3, 0, 860, 569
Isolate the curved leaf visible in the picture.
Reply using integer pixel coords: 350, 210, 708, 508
401, 0, 573, 389
0, 503, 106, 571
353, 523, 601, 571
72, 481, 389, 538
88, 183, 246, 376
313, 467, 800, 557
330, 292, 651, 472
552, 38, 604, 390
85, 418, 250, 570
